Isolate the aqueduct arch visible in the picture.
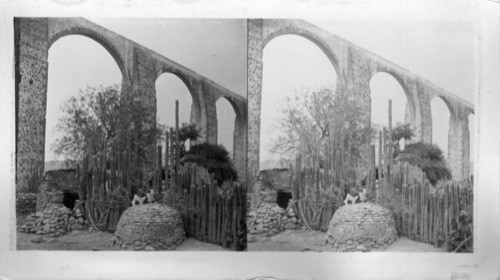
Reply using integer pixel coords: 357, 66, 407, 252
248, 19, 474, 183
369, 70, 417, 128
214, 94, 248, 180
154, 71, 202, 129
15, 18, 247, 188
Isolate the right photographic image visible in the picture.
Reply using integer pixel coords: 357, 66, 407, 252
247, 19, 474, 253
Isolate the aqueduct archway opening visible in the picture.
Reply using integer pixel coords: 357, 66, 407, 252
370, 72, 412, 127
369, 72, 412, 163
431, 96, 453, 159
216, 97, 236, 158
259, 34, 340, 170
155, 73, 195, 129
248, 19, 473, 183
16, 18, 247, 189
46, 35, 123, 169
468, 113, 475, 176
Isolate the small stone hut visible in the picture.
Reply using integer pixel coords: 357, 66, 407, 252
326, 202, 398, 252
37, 168, 79, 211
248, 168, 300, 235
115, 204, 185, 251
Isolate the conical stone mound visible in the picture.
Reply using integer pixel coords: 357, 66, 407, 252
326, 202, 398, 252
115, 204, 185, 251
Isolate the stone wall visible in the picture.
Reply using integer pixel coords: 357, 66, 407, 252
36, 169, 78, 211
248, 173, 299, 236
247, 203, 299, 235
19, 203, 88, 237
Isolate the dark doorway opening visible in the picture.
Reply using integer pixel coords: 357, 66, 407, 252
276, 190, 292, 209
63, 191, 79, 210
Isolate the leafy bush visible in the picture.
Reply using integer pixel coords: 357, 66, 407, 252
397, 142, 452, 185
161, 188, 199, 217
183, 143, 238, 185
375, 186, 411, 218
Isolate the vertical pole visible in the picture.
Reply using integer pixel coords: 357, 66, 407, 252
169, 128, 175, 190
388, 100, 393, 188
382, 128, 387, 189
157, 145, 162, 195
370, 145, 376, 197
165, 130, 170, 191
175, 100, 180, 189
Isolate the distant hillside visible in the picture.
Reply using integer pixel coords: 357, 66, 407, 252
259, 159, 291, 171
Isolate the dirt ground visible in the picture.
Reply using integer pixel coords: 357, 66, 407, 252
16, 230, 229, 251
247, 229, 445, 252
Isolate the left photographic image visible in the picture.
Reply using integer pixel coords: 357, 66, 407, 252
14, 18, 248, 251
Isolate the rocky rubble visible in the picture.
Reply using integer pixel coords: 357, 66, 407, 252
326, 202, 398, 252
19, 203, 88, 236
247, 203, 300, 235
114, 204, 185, 251
16, 192, 37, 216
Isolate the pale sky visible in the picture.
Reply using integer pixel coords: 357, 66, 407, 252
45, 19, 247, 162
260, 19, 475, 164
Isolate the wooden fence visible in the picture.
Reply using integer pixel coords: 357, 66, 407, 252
367, 100, 474, 248
76, 100, 246, 250
397, 176, 473, 247
290, 130, 358, 231
180, 166, 247, 250
288, 100, 473, 250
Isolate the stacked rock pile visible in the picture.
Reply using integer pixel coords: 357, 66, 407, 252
19, 203, 88, 236
247, 204, 283, 235
16, 192, 37, 216
280, 207, 300, 230
247, 203, 301, 235
250, 180, 277, 208
114, 204, 185, 251
68, 204, 87, 231
36, 169, 77, 211
326, 203, 398, 252
36, 179, 64, 211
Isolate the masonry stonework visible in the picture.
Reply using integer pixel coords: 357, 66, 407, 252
15, 18, 49, 190
247, 19, 473, 182
15, 18, 248, 188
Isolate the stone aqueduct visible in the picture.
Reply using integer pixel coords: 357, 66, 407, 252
15, 18, 474, 189
247, 19, 474, 182
15, 18, 247, 188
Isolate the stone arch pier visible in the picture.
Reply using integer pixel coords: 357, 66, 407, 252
14, 18, 247, 188
248, 19, 474, 182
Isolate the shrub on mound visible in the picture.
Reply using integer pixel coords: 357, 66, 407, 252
326, 203, 398, 252
115, 204, 185, 251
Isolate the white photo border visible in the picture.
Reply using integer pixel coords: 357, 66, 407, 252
0, 0, 499, 279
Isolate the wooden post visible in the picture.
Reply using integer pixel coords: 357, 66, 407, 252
165, 130, 170, 191
169, 128, 175, 190
157, 145, 162, 194
388, 99, 393, 168
175, 100, 180, 189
